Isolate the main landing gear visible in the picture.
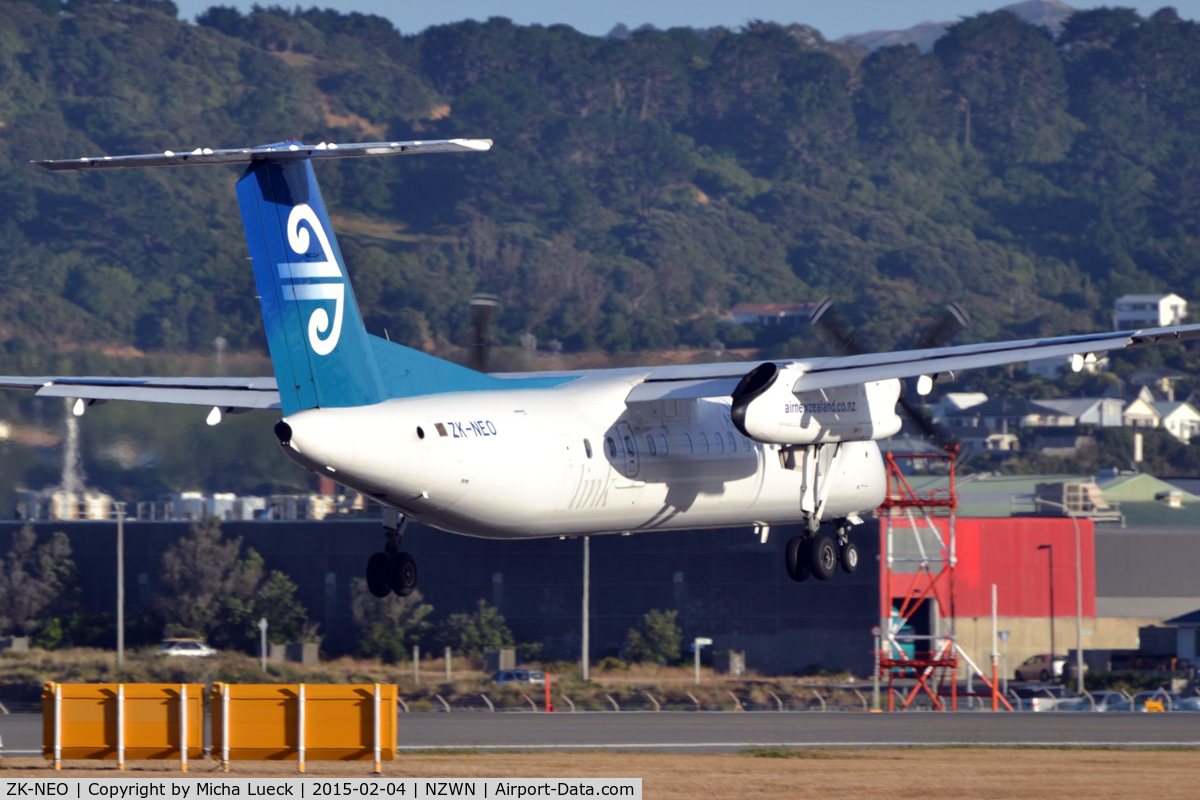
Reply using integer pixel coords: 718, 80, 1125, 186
366, 510, 418, 598
785, 520, 858, 583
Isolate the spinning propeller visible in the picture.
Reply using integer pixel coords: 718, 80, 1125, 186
809, 299, 969, 451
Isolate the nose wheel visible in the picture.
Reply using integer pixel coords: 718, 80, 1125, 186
366, 511, 418, 597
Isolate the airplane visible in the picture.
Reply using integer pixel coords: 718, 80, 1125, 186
15, 138, 1200, 599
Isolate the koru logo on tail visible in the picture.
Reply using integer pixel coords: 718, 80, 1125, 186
278, 203, 344, 355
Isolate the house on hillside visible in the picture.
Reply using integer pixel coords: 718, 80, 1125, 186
927, 392, 988, 423
1154, 402, 1200, 443
1122, 394, 1161, 428
1129, 366, 1189, 402
728, 302, 818, 327
959, 428, 1020, 451
944, 398, 1075, 431
1034, 397, 1125, 427
1113, 293, 1187, 330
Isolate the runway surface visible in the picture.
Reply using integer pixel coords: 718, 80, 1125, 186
4, 712, 1198, 754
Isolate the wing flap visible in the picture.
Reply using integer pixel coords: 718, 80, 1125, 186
35, 384, 280, 409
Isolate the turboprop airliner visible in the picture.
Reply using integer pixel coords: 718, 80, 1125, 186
15, 138, 1200, 598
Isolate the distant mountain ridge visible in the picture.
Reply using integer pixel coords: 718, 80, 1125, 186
839, 0, 1076, 52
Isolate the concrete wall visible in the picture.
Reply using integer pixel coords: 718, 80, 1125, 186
955, 615, 1154, 679
0, 520, 879, 676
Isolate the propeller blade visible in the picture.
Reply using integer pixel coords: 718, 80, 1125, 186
809, 298, 867, 357
911, 302, 971, 351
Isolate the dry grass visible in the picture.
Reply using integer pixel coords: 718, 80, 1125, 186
0, 649, 865, 712
2, 750, 1198, 799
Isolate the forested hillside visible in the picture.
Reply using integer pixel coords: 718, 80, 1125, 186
1, 0, 1198, 370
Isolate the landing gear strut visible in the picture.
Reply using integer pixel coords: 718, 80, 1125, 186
366, 510, 418, 598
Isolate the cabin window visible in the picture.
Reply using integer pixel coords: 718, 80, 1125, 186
726, 432, 736, 451
606, 437, 617, 458
699, 433, 709, 453
714, 431, 724, 453
658, 434, 668, 455
646, 435, 657, 456
584, 439, 593, 459
683, 433, 693, 454
624, 436, 635, 456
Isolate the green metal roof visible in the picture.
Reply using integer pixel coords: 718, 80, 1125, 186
902, 472, 1200, 525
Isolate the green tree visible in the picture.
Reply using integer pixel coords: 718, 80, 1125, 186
253, 570, 310, 645
435, 599, 514, 656
351, 579, 433, 663
623, 609, 682, 665
935, 10, 1081, 161
154, 517, 263, 648
0, 526, 75, 638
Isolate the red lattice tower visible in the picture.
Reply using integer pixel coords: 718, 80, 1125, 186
876, 449, 1011, 712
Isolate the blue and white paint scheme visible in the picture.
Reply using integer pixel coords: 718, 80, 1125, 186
17, 138, 1200, 593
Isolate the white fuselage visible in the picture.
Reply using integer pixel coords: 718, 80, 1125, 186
280, 374, 887, 539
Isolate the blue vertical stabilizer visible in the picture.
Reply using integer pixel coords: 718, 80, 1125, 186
236, 158, 387, 415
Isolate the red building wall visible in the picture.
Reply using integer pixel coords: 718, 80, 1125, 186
881, 517, 1096, 618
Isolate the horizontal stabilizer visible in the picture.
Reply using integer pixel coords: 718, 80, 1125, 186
34, 138, 492, 172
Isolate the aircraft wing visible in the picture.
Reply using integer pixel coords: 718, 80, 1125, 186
0, 376, 280, 410
625, 323, 1200, 400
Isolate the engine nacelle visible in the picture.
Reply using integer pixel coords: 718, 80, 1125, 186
730, 363, 903, 444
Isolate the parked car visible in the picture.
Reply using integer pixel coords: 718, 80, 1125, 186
1010, 685, 1080, 711
492, 669, 546, 686
158, 638, 217, 658
1015, 654, 1067, 682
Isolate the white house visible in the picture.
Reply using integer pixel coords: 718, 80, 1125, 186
1113, 293, 1187, 330
1155, 402, 1200, 443
1122, 395, 1160, 428
1035, 397, 1126, 427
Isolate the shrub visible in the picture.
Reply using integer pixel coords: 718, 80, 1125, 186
351, 579, 433, 664
436, 599, 514, 656
623, 609, 682, 665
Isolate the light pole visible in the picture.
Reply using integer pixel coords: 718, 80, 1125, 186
998, 630, 1011, 697
1037, 544, 1055, 667
871, 625, 881, 711
582, 536, 590, 682
258, 617, 268, 672
693, 637, 712, 685
115, 501, 126, 670
1035, 496, 1085, 694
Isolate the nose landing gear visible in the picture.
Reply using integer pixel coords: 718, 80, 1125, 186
366, 510, 418, 597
